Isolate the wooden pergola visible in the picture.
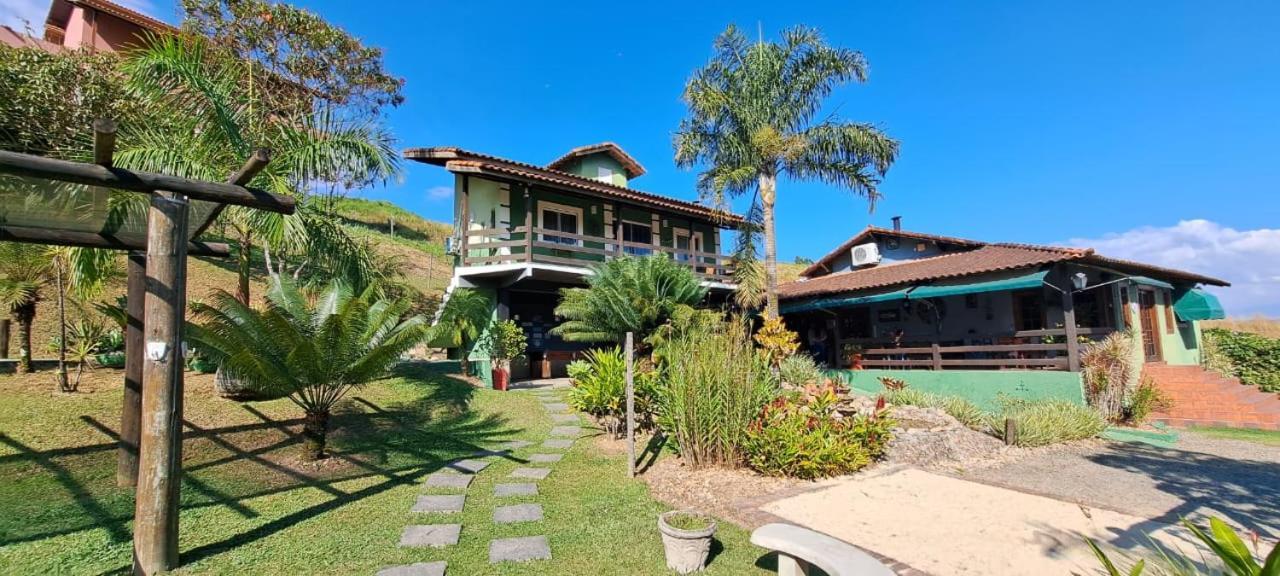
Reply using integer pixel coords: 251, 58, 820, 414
0, 120, 294, 575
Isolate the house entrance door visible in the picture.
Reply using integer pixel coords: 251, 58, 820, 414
1137, 289, 1163, 362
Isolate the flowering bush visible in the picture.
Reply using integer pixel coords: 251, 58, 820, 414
753, 318, 800, 369
743, 380, 893, 479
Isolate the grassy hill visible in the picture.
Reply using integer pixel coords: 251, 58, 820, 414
11, 198, 452, 360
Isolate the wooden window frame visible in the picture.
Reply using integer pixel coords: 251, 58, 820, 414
1162, 289, 1176, 334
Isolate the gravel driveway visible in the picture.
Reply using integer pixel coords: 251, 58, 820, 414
958, 432, 1280, 538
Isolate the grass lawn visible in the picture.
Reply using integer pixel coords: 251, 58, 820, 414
1191, 426, 1280, 447
0, 362, 770, 575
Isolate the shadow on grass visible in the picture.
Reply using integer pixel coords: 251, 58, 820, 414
0, 367, 518, 568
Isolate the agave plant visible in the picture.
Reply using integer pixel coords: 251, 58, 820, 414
188, 277, 429, 460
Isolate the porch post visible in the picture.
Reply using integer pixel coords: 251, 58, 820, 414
117, 251, 145, 487
524, 186, 533, 263
459, 175, 470, 260
133, 191, 189, 575
1060, 266, 1081, 372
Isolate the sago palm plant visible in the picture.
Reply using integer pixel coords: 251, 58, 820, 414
188, 277, 429, 460
552, 255, 708, 346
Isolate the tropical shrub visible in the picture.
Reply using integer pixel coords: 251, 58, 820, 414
989, 398, 1107, 447
429, 288, 492, 377
878, 376, 908, 391
1204, 328, 1280, 393
1081, 330, 1142, 421
552, 255, 707, 347
1089, 516, 1280, 576
744, 381, 893, 479
567, 347, 660, 436
778, 353, 823, 388
189, 277, 429, 460
883, 388, 987, 430
754, 317, 800, 369
1124, 378, 1171, 425
482, 319, 527, 371
655, 316, 778, 467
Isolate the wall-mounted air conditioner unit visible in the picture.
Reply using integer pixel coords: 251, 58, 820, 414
850, 242, 882, 267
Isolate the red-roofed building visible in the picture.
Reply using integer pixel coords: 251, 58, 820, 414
1, 0, 173, 53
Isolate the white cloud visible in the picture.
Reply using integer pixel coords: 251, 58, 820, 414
1065, 220, 1280, 317
1, 0, 48, 30
425, 186, 452, 201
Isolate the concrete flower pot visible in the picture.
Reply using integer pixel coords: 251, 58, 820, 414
658, 510, 717, 574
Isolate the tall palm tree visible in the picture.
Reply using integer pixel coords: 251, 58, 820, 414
675, 25, 899, 318
551, 255, 708, 347
188, 277, 429, 460
0, 243, 50, 373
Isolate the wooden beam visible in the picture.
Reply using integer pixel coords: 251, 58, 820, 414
0, 225, 230, 257
189, 148, 274, 239
93, 118, 117, 167
117, 251, 144, 487
0, 150, 295, 214
1061, 267, 1081, 372
459, 175, 470, 258
132, 191, 189, 575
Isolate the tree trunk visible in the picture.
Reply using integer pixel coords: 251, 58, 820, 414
56, 263, 70, 392
0, 318, 9, 358
14, 304, 34, 374
759, 171, 780, 319
302, 409, 330, 460
236, 230, 252, 305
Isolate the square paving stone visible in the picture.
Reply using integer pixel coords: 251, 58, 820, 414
411, 495, 465, 514
542, 403, 570, 412
549, 426, 581, 437
489, 535, 552, 563
509, 467, 551, 480
528, 453, 563, 463
399, 524, 461, 548
541, 439, 573, 449
423, 472, 473, 490
498, 440, 533, 451
376, 561, 447, 576
494, 483, 538, 497
448, 459, 490, 473
550, 414, 579, 424
494, 503, 544, 524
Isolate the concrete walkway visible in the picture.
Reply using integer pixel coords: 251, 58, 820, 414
760, 466, 1210, 576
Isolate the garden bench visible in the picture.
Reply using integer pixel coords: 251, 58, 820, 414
750, 523, 895, 576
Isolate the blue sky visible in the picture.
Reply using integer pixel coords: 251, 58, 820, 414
3, 1, 1278, 314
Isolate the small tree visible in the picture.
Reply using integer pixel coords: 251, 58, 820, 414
189, 277, 428, 460
430, 288, 492, 377
552, 255, 708, 348
0, 242, 50, 374
484, 319, 528, 372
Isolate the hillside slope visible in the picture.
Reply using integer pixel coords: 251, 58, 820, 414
11, 198, 452, 359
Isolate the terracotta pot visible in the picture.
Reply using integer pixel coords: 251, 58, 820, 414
657, 510, 717, 574
492, 367, 509, 391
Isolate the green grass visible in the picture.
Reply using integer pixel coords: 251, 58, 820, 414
0, 363, 769, 574
1191, 426, 1280, 447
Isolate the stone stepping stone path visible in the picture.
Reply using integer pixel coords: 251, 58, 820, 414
498, 440, 533, 451
494, 483, 538, 497
541, 439, 573, 450
399, 524, 461, 548
494, 503, 543, 524
422, 472, 473, 491
411, 495, 464, 514
528, 453, 563, 463
375, 561, 447, 576
509, 467, 551, 480
490, 535, 552, 564
446, 459, 490, 473
550, 413, 579, 424
548, 426, 581, 437
542, 402, 570, 412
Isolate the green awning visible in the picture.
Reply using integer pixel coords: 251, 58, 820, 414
1131, 276, 1175, 290
1173, 288, 1225, 321
906, 269, 1048, 299
780, 286, 913, 314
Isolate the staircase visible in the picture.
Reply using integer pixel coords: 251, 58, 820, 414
1145, 364, 1280, 430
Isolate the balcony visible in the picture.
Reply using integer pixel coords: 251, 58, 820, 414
459, 226, 735, 284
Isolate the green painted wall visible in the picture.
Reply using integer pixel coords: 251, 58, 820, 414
826, 369, 1086, 411
558, 155, 629, 187
1157, 289, 1202, 365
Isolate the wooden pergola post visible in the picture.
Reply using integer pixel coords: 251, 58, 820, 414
1060, 266, 1081, 372
132, 191, 189, 575
118, 251, 145, 487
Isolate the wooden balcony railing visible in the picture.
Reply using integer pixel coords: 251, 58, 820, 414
460, 226, 735, 283
852, 327, 1114, 371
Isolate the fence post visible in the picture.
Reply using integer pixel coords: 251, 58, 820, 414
1004, 418, 1018, 446
625, 332, 636, 478
931, 342, 942, 370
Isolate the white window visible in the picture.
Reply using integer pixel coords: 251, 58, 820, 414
595, 165, 614, 183
674, 229, 692, 262
538, 201, 583, 246
621, 221, 652, 256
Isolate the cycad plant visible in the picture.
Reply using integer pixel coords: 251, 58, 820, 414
188, 277, 429, 460
552, 255, 708, 347
675, 25, 899, 318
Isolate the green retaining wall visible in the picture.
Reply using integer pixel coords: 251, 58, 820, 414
826, 369, 1086, 411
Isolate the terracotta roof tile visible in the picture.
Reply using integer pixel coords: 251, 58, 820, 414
74, 0, 177, 34
546, 142, 646, 178
1, 25, 65, 52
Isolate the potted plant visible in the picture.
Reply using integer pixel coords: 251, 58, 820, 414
657, 510, 717, 574
484, 319, 527, 391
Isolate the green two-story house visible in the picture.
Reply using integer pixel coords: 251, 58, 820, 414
405, 142, 742, 381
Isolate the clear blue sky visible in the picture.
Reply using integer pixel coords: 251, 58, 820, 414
6, 0, 1277, 311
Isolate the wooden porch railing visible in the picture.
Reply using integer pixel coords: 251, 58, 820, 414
853, 327, 1113, 371
460, 226, 735, 283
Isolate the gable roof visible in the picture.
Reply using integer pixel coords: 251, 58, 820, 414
1, 25, 65, 52
404, 146, 742, 225
801, 226, 985, 277
55, 0, 178, 36
546, 142, 646, 178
